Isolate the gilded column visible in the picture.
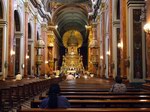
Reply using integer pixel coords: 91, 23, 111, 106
24, 2, 29, 78
40, 23, 47, 78
47, 32, 54, 75
109, 0, 113, 78
89, 22, 99, 76
120, 0, 127, 78
88, 30, 93, 73
7, 0, 15, 79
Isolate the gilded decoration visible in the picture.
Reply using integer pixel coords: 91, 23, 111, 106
62, 30, 83, 48
61, 30, 84, 74
47, 31, 55, 74
47, 31, 55, 47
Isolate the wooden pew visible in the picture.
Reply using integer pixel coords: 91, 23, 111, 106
60, 88, 141, 92
59, 91, 150, 95
18, 108, 150, 112
31, 99, 150, 108
0, 78, 62, 112
0, 87, 13, 112
69, 99, 150, 108
39, 95, 150, 100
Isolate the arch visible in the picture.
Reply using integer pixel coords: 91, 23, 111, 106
52, 4, 88, 40
0, 0, 3, 19
14, 10, 21, 31
14, 10, 21, 75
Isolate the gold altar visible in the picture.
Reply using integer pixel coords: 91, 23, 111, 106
61, 30, 84, 74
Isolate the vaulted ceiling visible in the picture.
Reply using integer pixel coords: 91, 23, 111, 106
43, 0, 93, 45
52, 4, 88, 38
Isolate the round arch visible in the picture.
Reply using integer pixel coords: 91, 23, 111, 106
14, 10, 21, 32
14, 10, 22, 75
52, 4, 88, 41
14, 8, 23, 32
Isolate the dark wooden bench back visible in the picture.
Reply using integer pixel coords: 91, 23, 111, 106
39, 95, 150, 100
18, 108, 150, 112
31, 99, 150, 108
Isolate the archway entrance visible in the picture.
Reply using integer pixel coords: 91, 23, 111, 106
14, 10, 21, 75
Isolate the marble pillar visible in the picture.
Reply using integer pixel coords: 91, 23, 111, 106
24, 2, 29, 78
108, 0, 113, 78
7, 0, 15, 79
120, 0, 127, 78
102, 12, 106, 78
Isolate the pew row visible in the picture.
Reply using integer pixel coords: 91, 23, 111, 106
31, 99, 150, 108
18, 108, 150, 112
60, 88, 142, 92
59, 91, 150, 95
39, 95, 150, 100
0, 78, 62, 112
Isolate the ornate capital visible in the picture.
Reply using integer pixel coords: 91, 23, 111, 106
34, 15, 38, 23
92, 22, 97, 28
41, 23, 47, 31
24, 2, 29, 13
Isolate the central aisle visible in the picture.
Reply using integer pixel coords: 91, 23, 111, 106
59, 78, 114, 90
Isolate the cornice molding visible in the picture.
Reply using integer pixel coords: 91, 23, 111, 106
0, 21, 7, 25
30, 0, 51, 21
127, 0, 145, 7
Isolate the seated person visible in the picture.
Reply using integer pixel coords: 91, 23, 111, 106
39, 83, 70, 108
16, 73, 22, 80
75, 73, 80, 78
66, 73, 75, 80
110, 76, 127, 93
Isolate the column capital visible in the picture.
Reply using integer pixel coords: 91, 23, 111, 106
24, 2, 29, 13
41, 23, 47, 31
47, 31, 54, 37
34, 15, 38, 23
91, 22, 97, 28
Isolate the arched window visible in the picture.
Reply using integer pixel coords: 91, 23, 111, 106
0, 1, 3, 19
116, 0, 120, 20
14, 10, 20, 31
14, 10, 21, 75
